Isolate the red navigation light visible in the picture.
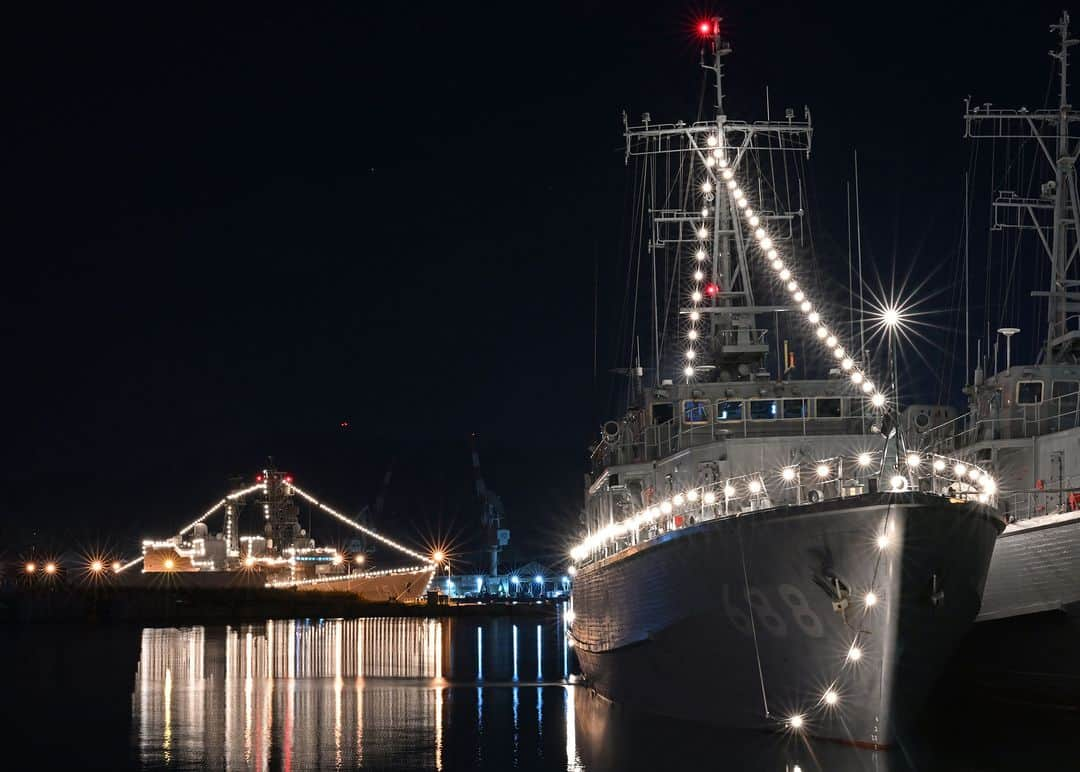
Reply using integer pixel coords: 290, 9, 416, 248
340, 421, 349, 429
705, 282, 719, 297
284, 475, 294, 484
255, 474, 263, 483
698, 20, 711, 36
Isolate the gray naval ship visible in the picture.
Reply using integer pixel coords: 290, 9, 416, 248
567, 19, 1004, 748
924, 13, 1080, 700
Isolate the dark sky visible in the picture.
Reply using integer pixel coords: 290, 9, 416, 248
2, 1, 1068, 564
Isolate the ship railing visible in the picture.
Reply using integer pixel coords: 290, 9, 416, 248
995, 470, 1080, 522
924, 388, 1080, 451
573, 451, 997, 566
590, 415, 867, 478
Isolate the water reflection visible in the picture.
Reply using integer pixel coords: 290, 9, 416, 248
125, 615, 1076, 771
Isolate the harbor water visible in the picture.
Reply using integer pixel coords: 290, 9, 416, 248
1, 613, 1077, 770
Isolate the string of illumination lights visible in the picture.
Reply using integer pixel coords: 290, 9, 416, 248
685, 135, 889, 416
287, 482, 436, 565
264, 563, 435, 589
568, 451, 996, 563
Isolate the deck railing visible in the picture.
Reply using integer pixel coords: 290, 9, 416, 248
924, 389, 1080, 450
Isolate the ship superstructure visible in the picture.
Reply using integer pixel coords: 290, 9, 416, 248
567, 19, 1004, 747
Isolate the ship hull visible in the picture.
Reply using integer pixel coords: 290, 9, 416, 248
570, 492, 1002, 747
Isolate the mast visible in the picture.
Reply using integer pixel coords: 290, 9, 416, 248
964, 11, 1080, 366
623, 18, 813, 383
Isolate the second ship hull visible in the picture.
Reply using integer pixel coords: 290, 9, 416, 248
570, 492, 1003, 747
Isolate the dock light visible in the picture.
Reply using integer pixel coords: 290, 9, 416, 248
687, 489, 699, 502
45, 562, 57, 574
933, 458, 946, 472
432, 550, 445, 564
816, 464, 830, 479
660, 500, 673, 514
876, 533, 890, 550
871, 393, 886, 408
355, 554, 366, 565
112, 561, 121, 573
244, 555, 256, 568
511, 576, 520, 585
673, 493, 685, 506
953, 463, 967, 477
570, 546, 586, 561
882, 307, 901, 328
90, 560, 104, 574
782, 467, 796, 482
705, 490, 719, 504
25, 562, 36, 574
906, 453, 922, 469
534, 575, 543, 584
865, 591, 878, 607
748, 479, 762, 494
889, 475, 907, 491
823, 689, 839, 706
857, 453, 872, 467
981, 477, 997, 495
163, 559, 175, 570
567, 565, 577, 576
788, 714, 805, 730
967, 468, 981, 482
332, 553, 344, 566
847, 645, 862, 662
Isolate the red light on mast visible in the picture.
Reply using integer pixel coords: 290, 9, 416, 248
698, 21, 711, 35
255, 474, 263, 483
705, 282, 719, 297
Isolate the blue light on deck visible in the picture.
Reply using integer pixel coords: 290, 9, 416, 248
534, 575, 543, 584
476, 576, 483, 591
510, 575, 520, 585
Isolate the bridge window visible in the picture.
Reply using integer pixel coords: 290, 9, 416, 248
715, 400, 743, 421
847, 398, 865, 418
1016, 381, 1044, 405
749, 399, 777, 420
682, 400, 710, 425
816, 398, 842, 418
1052, 381, 1078, 400
782, 398, 807, 419
651, 402, 674, 424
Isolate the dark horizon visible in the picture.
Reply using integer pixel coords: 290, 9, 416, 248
3, 1, 1068, 561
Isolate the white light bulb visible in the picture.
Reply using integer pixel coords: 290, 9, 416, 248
696, 248, 706, 260
816, 464, 830, 478
871, 392, 886, 408
825, 335, 837, 347
847, 645, 862, 662
705, 156, 716, 168
690, 311, 700, 321
851, 371, 864, 384
816, 327, 828, 339
767, 248, 778, 260
857, 452, 872, 467
673, 493, 685, 506
694, 270, 704, 281
737, 198, 747, 209
701, 207, 709, 218
698, 226, 708, 238
862, 381, 874, 394
787, 281, 799, 293
733, 188, 743, 199
890, 475, 906, 491
749, 215, 760, 227
779, 268, 791, 281
723, 484, 736, 498
801, 301, 812, 312
968, 468, 981, 481
684, 365, 695, 377
685, 349, 696, 360
981, 477, 997, 495
789, 715, 805, 730
704, 490, 718, 504
755, 227, 766, 240
692, 290, 703, 302
718, 158, 728, 168
687, 489, 699, 502
713, 147, 724, 158
833, 347, 844, 359
808, 311, 820, 324
932, 458, 946, 472
660, 500, 673, 514
722, 169, 734, 180
876, 533, 890, 549
760, 237, 772, 250
954, 463, 967, 477
793, 290, 805, 302
726, 180, 737, 190
688, 329, 698, 340
702, 181, 713, 193
772, 259, 784, 271
744, 207, 754, 217
841, 357, 854, 370
781, 467, 796, 481
706, 134, 718, 147
865, 591, 878, 607
748, 479, 762, 494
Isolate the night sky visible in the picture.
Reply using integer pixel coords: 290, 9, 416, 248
3, 2, 1068, 566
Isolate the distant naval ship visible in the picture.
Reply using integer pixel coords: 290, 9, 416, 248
567, 18, 1004, 748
